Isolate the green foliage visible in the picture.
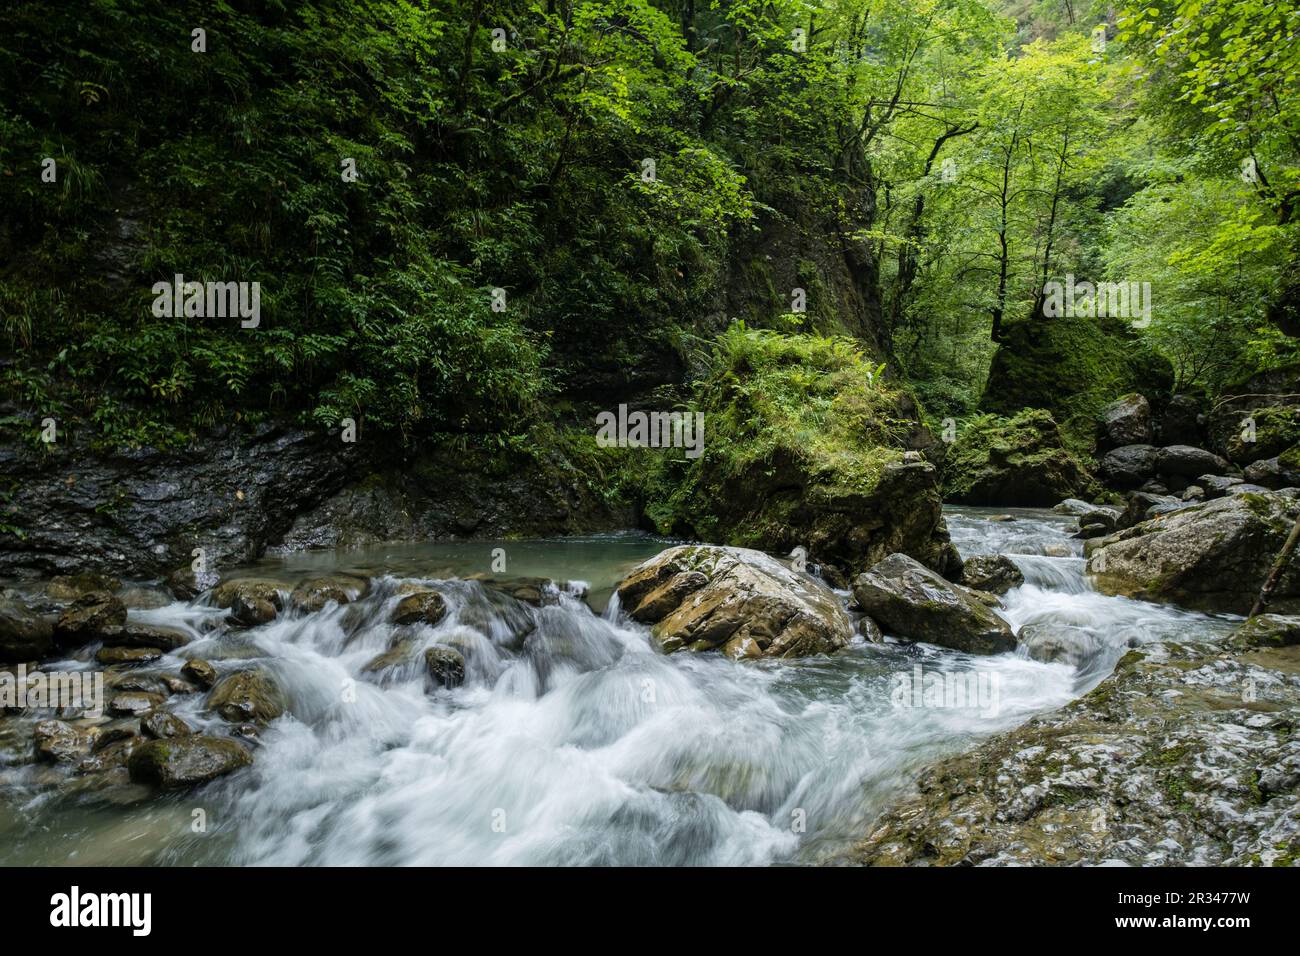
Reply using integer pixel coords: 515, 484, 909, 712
642, 326, 913, 539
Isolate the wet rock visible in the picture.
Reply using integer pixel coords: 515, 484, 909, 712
100, 623, 190, 651
1156, 394, 1202, 445
108, 691, 166, 717
959, 555, 1024, 595
33, 719, 94, 764
95, 646, 163, 666
851, 554, 1016, 655
181, 659, 218, 689
109, 673, 167, 696
0, 602, 54, 663
1098, 394, 1152, 449
944, 409, 1095, 507
118, 586, 172, 610
161, 675, 199, 695
1198, 474, 1243, 498
206, 668, 286, 724
289, 573, 370, 613
53, 591, 127, 648
1155, 444, 1234, 479
142, 710, 194, 739
390, 590, 447, 627
166, 565, 220, 601
856, 616, 884, 644
91, 720, 140, 752
229, 594, 277, 627
215, 579, 284, 627
618, 545, 852, 658
45, 573, 121, 602
843, 637, 1300, 866
1099, 444, 1157, 488
424, 646, 465, 688
1089, 492, 1300, 613
78, 737, 140, 774
127, 736, 252, 790
1228, 614, 1300, 649
1020, 624, 1100, 669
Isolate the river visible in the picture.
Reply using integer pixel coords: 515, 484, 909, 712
0, 507, 1237, 865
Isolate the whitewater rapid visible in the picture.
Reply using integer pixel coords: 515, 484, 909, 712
0, 510, 1238, 865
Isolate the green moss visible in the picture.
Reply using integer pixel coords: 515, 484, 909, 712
942, 408, 1096, 505
981, 315, 1173, 449
1229, 406, 1300, 462
640, 326, 912, 544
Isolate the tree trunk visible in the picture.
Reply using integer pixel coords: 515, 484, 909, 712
1250, 513, 1300, 617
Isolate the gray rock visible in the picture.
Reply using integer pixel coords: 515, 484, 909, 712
1089, 491, 1300, 613
53, 591, 127, 648
959, 555, 1025, 595
1156, 394, 1203, 445
1155, 444, 1233, 479
1098, 394, 1152, 449
0, 602, 54, 663
851, 554, 1016, 655
617, 545, 852, 658
1197, 474, 1243, 498
166, 565, 220, 601
289, 574, 369, 613
1100, 444, 1158, 488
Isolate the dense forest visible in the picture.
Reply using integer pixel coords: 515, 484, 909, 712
1, 0, 1298, 529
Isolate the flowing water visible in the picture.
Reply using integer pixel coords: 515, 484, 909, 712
0, 510, 1239, 865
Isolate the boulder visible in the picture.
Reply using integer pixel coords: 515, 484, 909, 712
851, 553, 1017, 655
212, 579, 284, 612
142, 710, 194, 739
1088, 492, 1300, 613
0, 602, 54, 663
1099, 444, 1158, 488
100, 623, 190, 651
229, 594, 277, 627
1117, 491, 1181, 530
1019, 623, 1100, 669
1198, 474, 1244, 498
118, 586, 172, 610
944, 409, 1094, 507
108, 691, 166, 717
127, 736, 252, 790
616, 545, 852, 658
181, 659, 218, 689
53, 591, 127, 648
206, 669, 286, 724
1242, 456, 1300, 490
959, 555, 1024, 595
424, 646, 466, 688
95, 646, 163, 666
166, 565, 220, 601
1156, 394, 1203, 445
45, 573, 121, 602
1228, 614, 1300, 649
1098, 394, 1152, 449
1155, 445, 1234, 479
33, 719, 94, 764
390, 591, 447, 627
289, 574, 369, 613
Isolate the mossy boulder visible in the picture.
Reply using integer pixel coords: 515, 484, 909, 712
959, 554, 1024, 595
1088, 492, 1300, 613
943, 410, 1095, 506
128, 736, 252, 790
289, 574, 370, 613
616, 544, 852, 658
206, 668, 286, 724
981, 315, 1173, 447
53, 591, 127, 648
642, 329, 959, 578
1228, 614, 1300, 649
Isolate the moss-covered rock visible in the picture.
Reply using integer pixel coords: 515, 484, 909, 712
128, 736, 252, 790
942, 409, 1096, 506
981, 316, 1173, 447
642, 328, 958, 577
